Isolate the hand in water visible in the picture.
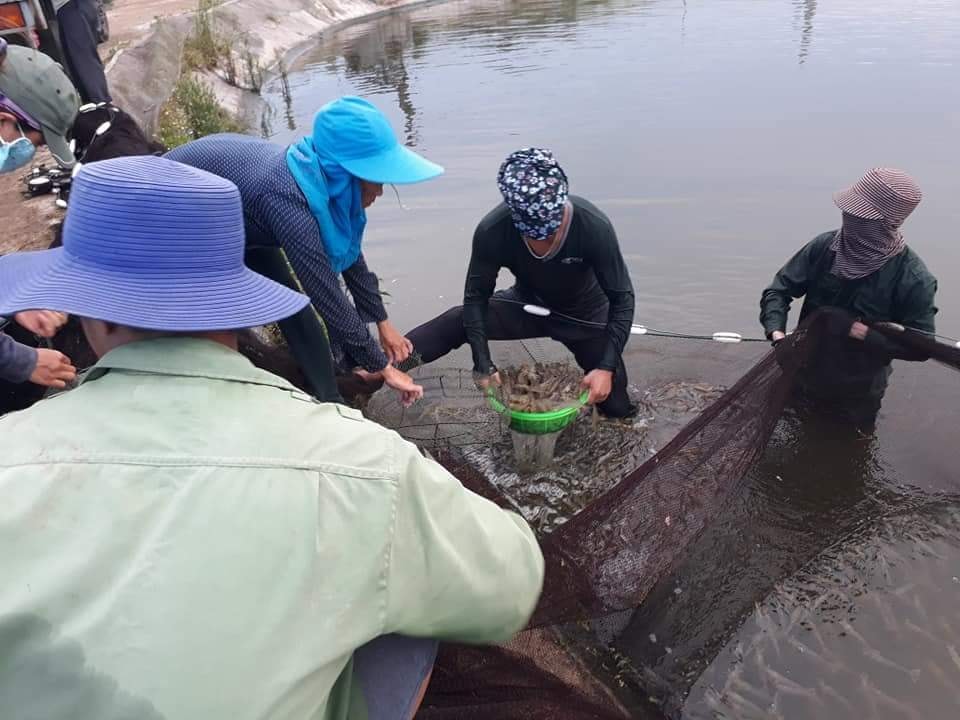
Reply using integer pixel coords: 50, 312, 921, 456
474, 371, 501, 391
581, 369, 613, 405
378, 321, 414, 365
16, 310, 68, 338
849, 321, 870, 341
30, 348, 76, 389
382, 365, 423, 407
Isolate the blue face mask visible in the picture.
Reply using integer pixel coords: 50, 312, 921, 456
0, 133, 37, 174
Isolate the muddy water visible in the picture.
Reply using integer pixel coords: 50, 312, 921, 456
265, 0, 960, 716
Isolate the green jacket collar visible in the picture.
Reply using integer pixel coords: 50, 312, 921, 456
81, 337, 300, 392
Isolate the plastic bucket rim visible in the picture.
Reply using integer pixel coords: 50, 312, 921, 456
487, 390, 588, 421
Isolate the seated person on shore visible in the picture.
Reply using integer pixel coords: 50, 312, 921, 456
0, 43, 79, 171
760, 168, 937, 430
0, 156, 545, 719
400, 148, 638, 418
166, 96, 441, 406
0, 311, 74, 389
1, 42, 164, 182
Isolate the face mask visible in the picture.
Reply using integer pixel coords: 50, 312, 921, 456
0, 133, 37, 174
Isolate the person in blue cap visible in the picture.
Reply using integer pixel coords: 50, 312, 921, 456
166, 96, 443, 405
0, 155, 543, 720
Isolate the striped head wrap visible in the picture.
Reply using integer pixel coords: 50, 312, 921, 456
830, 168, 922, 280
497, 148, 569, 241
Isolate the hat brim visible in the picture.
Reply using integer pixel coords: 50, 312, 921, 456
339, 144, 443, 185
0, 249, 309, 331
43, 125, 76, 168
833, 186, 883, 221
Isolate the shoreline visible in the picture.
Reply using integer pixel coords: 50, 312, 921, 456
108, 0, 435, 137
0, 0, 437, 256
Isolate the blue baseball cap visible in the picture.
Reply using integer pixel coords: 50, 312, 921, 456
312, 96, 443, 185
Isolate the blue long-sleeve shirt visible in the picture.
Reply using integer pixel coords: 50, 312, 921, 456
166, 135, 390, 372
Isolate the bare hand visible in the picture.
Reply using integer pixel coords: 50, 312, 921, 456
378, 321, 413, 365
849, 321, 870, 341
16, 310, 68, 338
474, 371, 501, 391
581, 369, 614, 405
30, 348, 76, 389
381, 365, 423, 407
770, 330, 787, 345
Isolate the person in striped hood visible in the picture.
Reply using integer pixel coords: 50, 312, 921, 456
759, 168, 938, 430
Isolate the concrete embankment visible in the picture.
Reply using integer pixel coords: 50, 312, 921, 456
0, 0, 425, 254
107, 0, 425, 135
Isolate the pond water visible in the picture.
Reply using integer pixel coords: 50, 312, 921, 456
263, 1, 960, 717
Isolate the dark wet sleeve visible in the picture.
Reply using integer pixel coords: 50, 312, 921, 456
262, 196, 389, 372
462, 226, 501, 375
342, 253, 388, 325
590, 223, 635, 371
760, 239, 819, 338
864, 272, 939, 362
0, 331, 37, 384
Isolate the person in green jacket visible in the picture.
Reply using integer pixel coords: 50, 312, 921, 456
760, 168, 938, 430
0, 156, 544, 720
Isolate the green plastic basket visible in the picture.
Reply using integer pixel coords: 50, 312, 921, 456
487, 390, 589, 435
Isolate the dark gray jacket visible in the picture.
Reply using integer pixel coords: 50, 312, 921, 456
760, 231, 937, 398
0, 328, 37, 384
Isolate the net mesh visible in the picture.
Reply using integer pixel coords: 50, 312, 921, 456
414, 310, 960, 719
2, 309, 956, 717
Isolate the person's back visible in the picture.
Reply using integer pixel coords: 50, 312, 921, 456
0, 156, 544, 719
165, 134, 296, 248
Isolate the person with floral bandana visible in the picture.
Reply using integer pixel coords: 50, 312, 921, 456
404, 148, 638, 418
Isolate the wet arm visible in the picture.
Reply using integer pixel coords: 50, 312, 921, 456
342, 253, 389, 325
462, 229, 501, 375
385, 439, 545, 643
590, 224, 635, 371
760, 240, 819, 337
263, 201, 389, 372
864, 274, 938, 362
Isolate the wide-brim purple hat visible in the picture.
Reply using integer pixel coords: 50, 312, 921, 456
0, 156, 309, 330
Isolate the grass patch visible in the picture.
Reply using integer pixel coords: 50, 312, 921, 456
242, 38, 264, 93
182, 0, 229, 71
157, 75, 244, 149
181, 0, 265, 92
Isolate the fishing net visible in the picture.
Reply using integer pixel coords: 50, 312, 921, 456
410, 309, 960, 719
2, 306, 957, 717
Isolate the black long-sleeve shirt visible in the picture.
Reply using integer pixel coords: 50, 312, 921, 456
463, 196, 635, 374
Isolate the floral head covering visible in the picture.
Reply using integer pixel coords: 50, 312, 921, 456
496, 148, 569, 240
